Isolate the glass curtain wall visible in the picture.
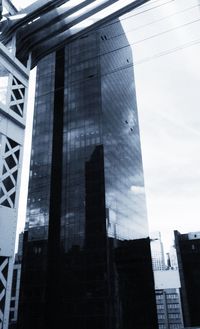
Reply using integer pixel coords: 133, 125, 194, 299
18, 20, 157, 329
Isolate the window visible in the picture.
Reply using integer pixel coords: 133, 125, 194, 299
9, 311, 15, 320
158, 314, 165, 319
159, 325, 166, 329
10, 300, 15, 308
168, 303, 179, 309
168, 313, 180, 319
167, 294, 177, 299
33, 246, 42, 255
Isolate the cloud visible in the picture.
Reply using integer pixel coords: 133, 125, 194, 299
130, 185, 145, 194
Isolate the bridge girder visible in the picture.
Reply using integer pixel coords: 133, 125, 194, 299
0, 0, 151, 67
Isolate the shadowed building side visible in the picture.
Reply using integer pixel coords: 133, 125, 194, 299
115, 238, 158, 328
175, 231, 200, 328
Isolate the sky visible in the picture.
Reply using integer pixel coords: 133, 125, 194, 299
12, 0, 37, 10
122, 0, 200, 250
14, 0, 200, 252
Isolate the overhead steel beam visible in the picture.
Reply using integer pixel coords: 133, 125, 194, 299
3, 0, 17, 15
0, 0, 151, 67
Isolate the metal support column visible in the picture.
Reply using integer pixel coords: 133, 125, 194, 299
0, 40, 30, 329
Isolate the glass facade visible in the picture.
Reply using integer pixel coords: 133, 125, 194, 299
27, 20, 148, 245
18, 20, 157, 329
27, 52, 55, 229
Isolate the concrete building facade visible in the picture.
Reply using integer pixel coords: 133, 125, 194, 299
154, 270, 184, 329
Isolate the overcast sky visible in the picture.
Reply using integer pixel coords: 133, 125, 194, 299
122, 0, 200, 250
15, 0, 200, 252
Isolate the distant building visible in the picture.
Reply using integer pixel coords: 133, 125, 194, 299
154, 270, 184, 329
9, 233, 23, 329
174, 230, 200, 328
150, 232, 166, 271
168, 244, 178, 270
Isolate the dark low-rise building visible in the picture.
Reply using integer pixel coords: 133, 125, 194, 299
175, 231, 200, 327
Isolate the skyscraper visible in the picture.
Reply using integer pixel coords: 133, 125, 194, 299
168, 243, 178, 270
18, 20, 158, 329
150, 231, 166, 271
174, 230, 200, 328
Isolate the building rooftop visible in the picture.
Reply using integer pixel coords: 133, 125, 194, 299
154, 270, 181, 290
